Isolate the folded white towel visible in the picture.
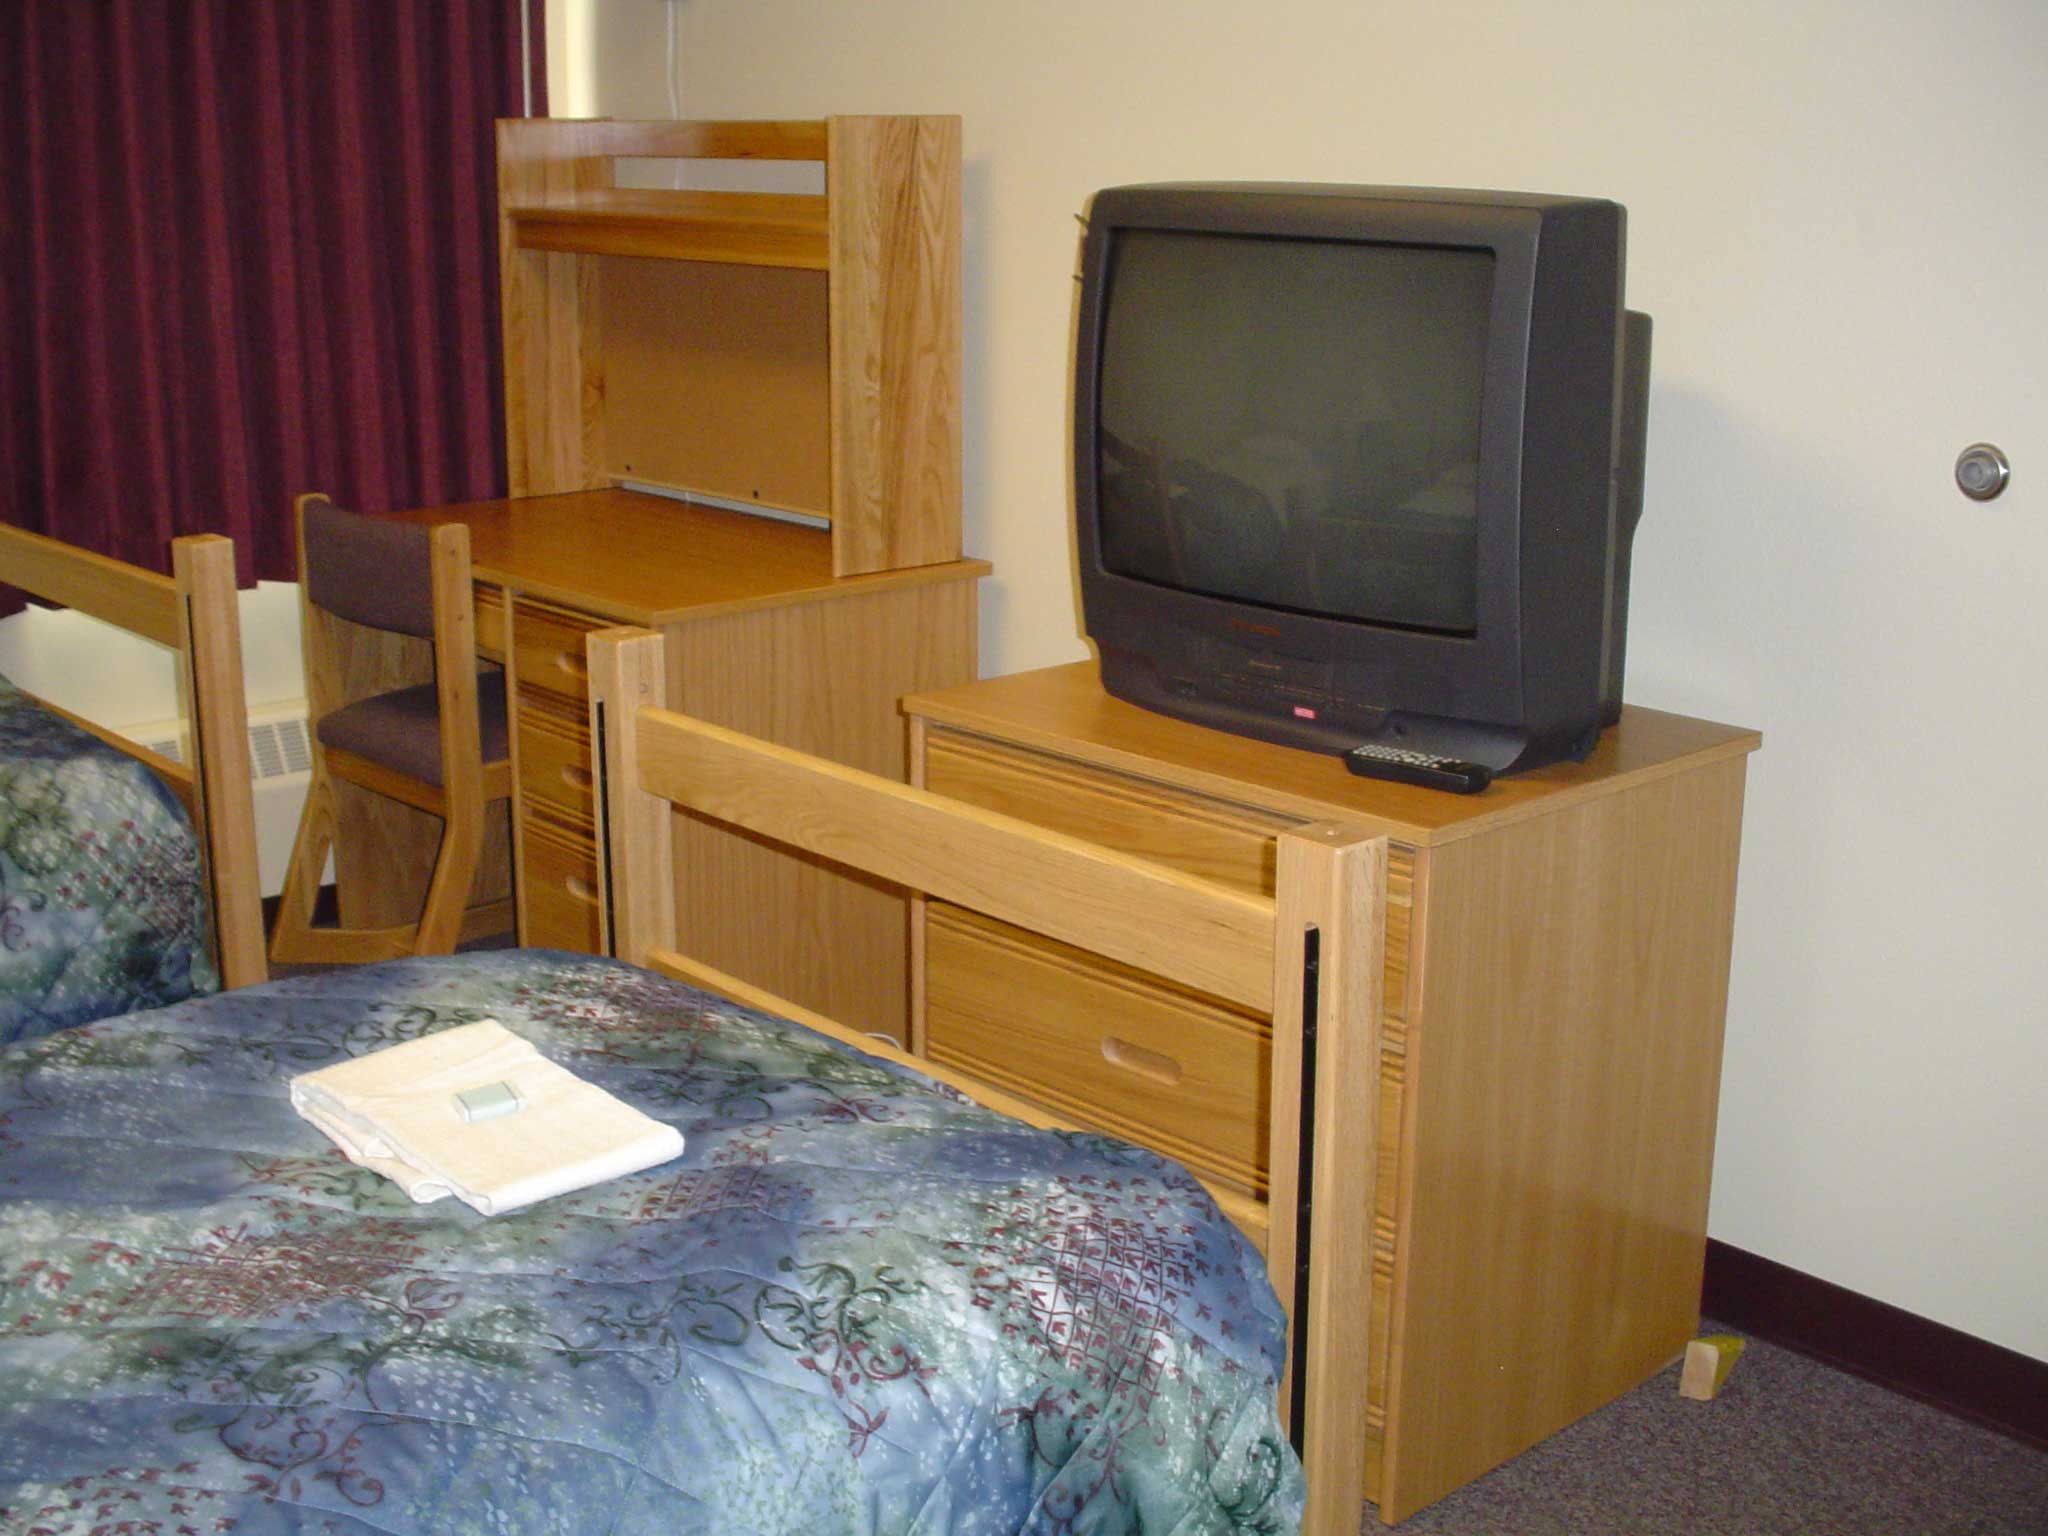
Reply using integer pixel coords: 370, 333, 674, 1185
289, 1020, 683, 1216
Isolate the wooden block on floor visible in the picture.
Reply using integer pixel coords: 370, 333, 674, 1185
1680, 1334, 1747, 1401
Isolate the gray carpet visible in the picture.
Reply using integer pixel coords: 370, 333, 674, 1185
1381, 1324, 2048, 1535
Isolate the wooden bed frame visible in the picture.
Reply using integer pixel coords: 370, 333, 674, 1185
0, 525, 266, 989
588, 626, 1377, 1536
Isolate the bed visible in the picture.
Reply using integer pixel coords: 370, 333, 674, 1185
0, 526, 265, 1042
0, 621, 1374, 1535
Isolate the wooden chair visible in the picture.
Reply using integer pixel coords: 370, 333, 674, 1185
269, 494, 512, 964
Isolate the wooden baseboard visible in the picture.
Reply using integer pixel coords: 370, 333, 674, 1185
1702, 1239, 2046, 1450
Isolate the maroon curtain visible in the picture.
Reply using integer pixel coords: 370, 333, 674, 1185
0, 0, 545, 601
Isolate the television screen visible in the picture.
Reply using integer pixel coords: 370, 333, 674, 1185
1097, 229, 1495, 634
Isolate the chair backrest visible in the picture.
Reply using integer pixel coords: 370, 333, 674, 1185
300, 495, 436, 637
293, 492, 491, 791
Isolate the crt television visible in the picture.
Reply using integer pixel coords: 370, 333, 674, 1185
1073, 182, 1652, 777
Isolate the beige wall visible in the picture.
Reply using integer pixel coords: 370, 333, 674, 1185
563, 0, 2048, 1360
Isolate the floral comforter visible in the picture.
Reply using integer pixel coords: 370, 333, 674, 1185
0, 950, 1302, 1535
0, 673, 218, 1047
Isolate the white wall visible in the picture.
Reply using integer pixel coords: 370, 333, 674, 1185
568, 0, 2048, 1360
0, 581, 304, 726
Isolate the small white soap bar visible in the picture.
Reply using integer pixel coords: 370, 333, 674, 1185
454, 1081, 524, 1123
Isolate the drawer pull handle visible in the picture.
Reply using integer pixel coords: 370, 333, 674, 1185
565, 874, 597, 904
555, 651, 589, 679
1101, 1037, 1182, 1086
559, 765, 593, 791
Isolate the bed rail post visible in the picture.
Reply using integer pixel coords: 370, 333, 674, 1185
171, 535, 266, 988
586, 626, 677, 966
1267, 823, 1385, 1535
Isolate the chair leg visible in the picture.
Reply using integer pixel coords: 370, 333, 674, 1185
271, 770, 426, 966
411, 799, 485, 956
276, 761, 509, 964
269, 771, 338, 964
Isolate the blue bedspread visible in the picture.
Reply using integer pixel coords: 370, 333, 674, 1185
0, 673, 217, 1045
0, 950, 1303, 1534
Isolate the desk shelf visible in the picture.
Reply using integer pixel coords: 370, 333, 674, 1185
505, 190, 829, 268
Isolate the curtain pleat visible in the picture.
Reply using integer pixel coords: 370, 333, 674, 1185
0, 0, 543, 603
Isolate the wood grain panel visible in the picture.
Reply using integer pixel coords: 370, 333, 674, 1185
168, 535, 265, 988
601, 259, 832, 517
495, 120, 611, 496
564, 119, 830, 162
826, 115, 961, 575
1266, 827, 1383, 1536
511, 191, 829, 268
663, 578, 981, 1041
1377, 758, 1749, 1520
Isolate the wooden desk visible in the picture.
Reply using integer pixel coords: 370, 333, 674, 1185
341, 487, 987, 1039
903, 662, 1760, 1521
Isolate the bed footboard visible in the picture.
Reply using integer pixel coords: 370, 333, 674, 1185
587, 623, 1380, 1536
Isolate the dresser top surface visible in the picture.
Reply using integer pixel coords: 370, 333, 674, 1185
904, 661, 1760, 845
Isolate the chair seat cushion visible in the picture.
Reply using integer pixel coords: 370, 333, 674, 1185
316, 670, 509, 788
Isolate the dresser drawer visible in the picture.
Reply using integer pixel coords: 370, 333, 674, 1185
925, 902, 1270, 1194
512, 600, 599, 703
923, 729, 1295, 895
519, 811, 603, 954
516, 689, 595, 827
918, 808, 1414, 1457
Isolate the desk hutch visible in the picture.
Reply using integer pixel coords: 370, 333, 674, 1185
339, 117, 982, 1039
903, 661, 1760, 1522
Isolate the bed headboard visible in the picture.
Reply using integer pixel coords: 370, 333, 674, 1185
0, 525, 265, 988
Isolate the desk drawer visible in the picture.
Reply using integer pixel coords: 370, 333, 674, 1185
923, 729, 1293, 895
925, 902, 1269, 1194
519, 811, 603, 954
513, 600, 599, 703
517, 690, 595, 827
473, 583, 506, 661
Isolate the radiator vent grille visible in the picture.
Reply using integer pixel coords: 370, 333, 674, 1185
250, 716, 313, 779
137, 712, 311, 783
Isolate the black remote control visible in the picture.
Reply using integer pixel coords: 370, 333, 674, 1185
1343, 743, 1493, 794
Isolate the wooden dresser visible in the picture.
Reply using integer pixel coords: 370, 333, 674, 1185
903, 661, 1760, 1523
